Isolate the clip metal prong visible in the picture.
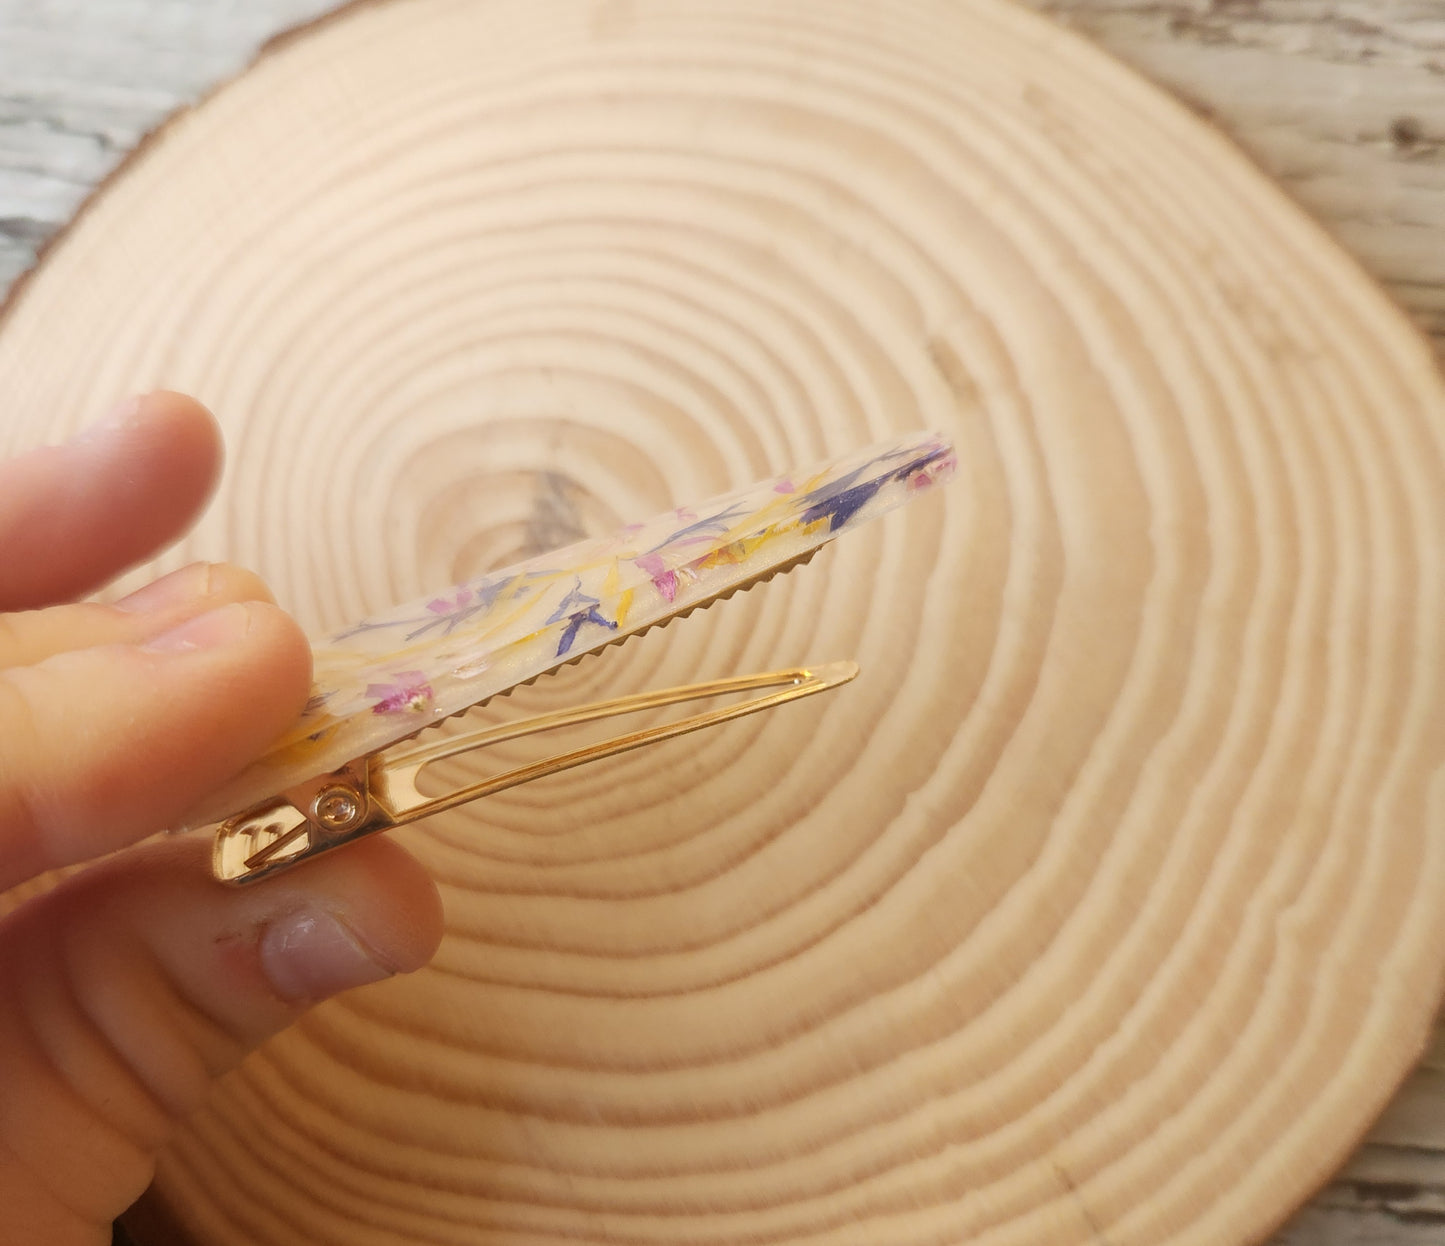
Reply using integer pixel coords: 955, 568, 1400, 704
213, 660, 859, 884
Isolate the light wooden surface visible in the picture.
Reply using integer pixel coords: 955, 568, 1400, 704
4, 2, 1445, 1243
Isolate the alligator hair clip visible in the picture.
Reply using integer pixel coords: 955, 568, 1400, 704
196, 431, 957, 884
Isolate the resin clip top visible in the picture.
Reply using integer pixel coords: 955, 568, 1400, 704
203, 431, 957, 884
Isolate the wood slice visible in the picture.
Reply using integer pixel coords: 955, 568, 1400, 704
4, 1, 1445, 1243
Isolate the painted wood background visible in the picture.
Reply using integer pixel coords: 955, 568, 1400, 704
3, 2, 1445, 1241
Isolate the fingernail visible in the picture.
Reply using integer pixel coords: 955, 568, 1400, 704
141, 601, 252, 653
116, 562, 216, 614
75, 395, 145, 443
260, 910, 394, 1003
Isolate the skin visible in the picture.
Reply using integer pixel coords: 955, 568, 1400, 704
0, 392, 445, 1243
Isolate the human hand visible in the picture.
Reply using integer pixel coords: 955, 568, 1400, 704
0, 393, 444, 1244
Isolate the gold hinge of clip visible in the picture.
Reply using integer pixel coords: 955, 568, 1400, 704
212, 660, 859, 884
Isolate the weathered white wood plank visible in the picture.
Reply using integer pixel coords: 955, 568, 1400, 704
0, 0, 335, 288
1030, 1, 1445, 345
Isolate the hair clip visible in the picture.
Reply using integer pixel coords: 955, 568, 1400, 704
201, 431, 957, 884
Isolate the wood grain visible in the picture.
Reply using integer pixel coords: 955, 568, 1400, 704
7, 1, 1445, 359
4, 2, 1445, 1244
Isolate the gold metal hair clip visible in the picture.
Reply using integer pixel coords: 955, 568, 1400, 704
201, 432, 957, 884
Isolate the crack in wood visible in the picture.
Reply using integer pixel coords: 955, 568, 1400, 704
0, 218, 52, 245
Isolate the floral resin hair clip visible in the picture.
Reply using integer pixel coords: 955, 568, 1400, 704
202, 431, 957, 884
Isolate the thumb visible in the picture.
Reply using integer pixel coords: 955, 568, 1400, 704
0, 599, 314, 888
0, 834, 443, 1244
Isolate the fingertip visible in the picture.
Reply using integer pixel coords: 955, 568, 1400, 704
134, 597, 315, 798
209, 563, 277, 608
250, 598, 312, 675
150, 391, 224, 488
184, 599, 313, 709
255, 839, 445, 1004
141, 599, 309, 679
319, 836, 447, 975
130, 835, 442, 1032
93, 392, 223, 528
0, 392, 229, 609
95, 390, 222, 456
0, 601, 317, 878
235, 600, 315, 732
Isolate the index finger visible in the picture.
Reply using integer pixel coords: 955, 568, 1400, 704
0, 393, 222, 611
